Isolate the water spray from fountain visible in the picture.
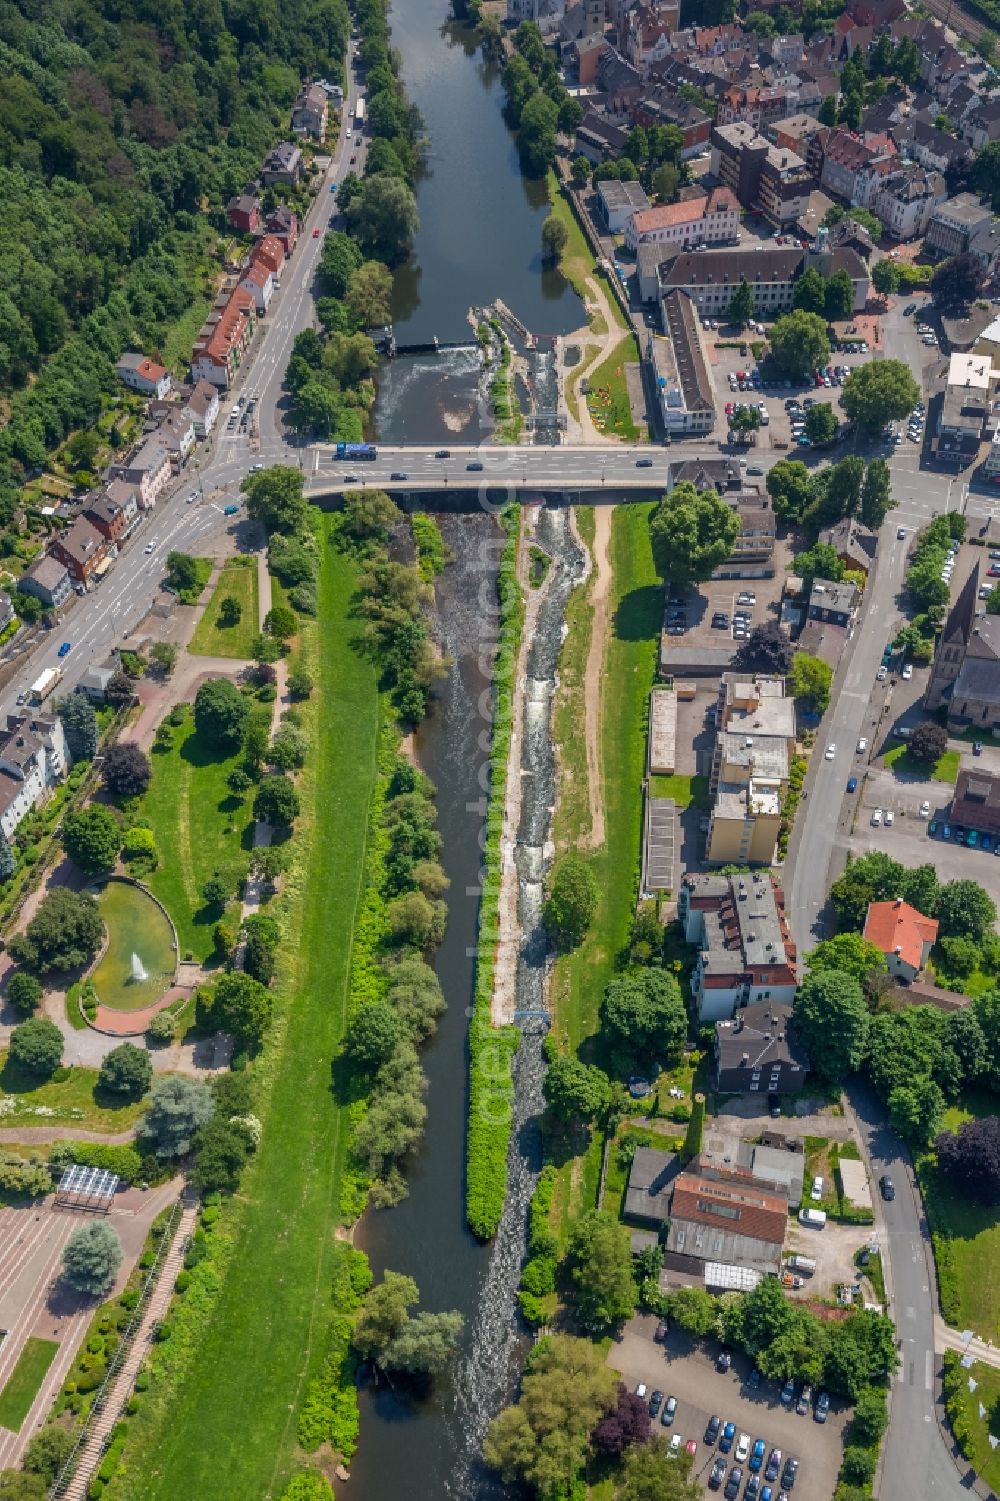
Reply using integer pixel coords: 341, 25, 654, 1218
129, 953, 148, 984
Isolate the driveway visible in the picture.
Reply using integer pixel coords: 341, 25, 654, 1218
609, 1317, 846, 1501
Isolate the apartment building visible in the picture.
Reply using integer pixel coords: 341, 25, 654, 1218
679, 870, 798, 1023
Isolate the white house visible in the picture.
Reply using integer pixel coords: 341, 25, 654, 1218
238, 261, 275, 315
0, 713, 69, 840
184, 379, 221, 439
115, 353, 172, 400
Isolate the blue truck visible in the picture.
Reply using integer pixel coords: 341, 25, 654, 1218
335, 442, 378, 460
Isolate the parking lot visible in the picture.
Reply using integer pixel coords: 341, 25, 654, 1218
666, 567, 791, 654
610, 1317, 848, 1501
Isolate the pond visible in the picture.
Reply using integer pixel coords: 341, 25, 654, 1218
89, 880, 176, 1012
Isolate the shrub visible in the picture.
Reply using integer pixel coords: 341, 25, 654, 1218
9, 1016, 64, 1076
6, 971, 43, 1015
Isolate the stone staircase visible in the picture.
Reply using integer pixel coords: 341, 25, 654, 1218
56, 1196, 200, 1500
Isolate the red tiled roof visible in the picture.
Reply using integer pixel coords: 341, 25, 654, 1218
864, 898, 939, 970
670, 1169, 788, 1245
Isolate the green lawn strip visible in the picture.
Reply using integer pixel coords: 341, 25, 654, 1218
944, 1355, 1000, 1491
586, 334, 643, 441
106, 534, 380, 1500
141, 713, 258, 963
649, 773, 710, 808
883, 743, 960, 782
919, 1153, 1000, 1337
0, 1052, 146, 1132
548, 504, 661, 1234
188, 559, 259, 659
0, 1338, 58, 1431
545, 171, 629, 334
551, 510, 596, 851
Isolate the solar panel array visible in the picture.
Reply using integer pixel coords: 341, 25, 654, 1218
55, 1163, 120, 1212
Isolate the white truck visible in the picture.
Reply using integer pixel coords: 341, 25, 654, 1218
30, 665, 63, 705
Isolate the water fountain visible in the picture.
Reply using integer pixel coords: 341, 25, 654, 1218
129, 952, 148, 984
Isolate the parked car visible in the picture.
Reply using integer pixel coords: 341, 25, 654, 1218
663, 1395, 678, 1426
902, 663, 913, 680
919, 800, 931, 817
736, 1433, 751, 1463
809, 1178, 823, 1203
709, 1457, 728, 1490
871, 809, 882, 827
766, 1448, 783, 1482
847, 776, 858, 794
720, 1422, 736, 1453
814, 1389, 830, 1423
706, 1415, 722, 1445
649, 1390, 663, 1418
654, 1320, 668, 1343
885, 809, 894, 826
717, 1350, 732, 1373
781, 1456, 800, 1489
796, 1385, 812, 1416
824, 744, 836, 760
724, 1467, 743, 1501
635, 1383, 647, 1400
975, 741, 984, 755
880, 1175, 895, 1201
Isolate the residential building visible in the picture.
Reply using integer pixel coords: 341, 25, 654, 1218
154, 409, 196, 470
48, 518, 112, 587
624, 1146, 678, 1226
984, 427, 1000, 481
596, 178, 651, 232
184, 379, 221, 439
76, 655, 122, 704
624, 186, 739, 251
713, 1002, 809, 1094
718, 86, 788, 131
571, 31, 607, 82
227, 194, 262, 234
633, 91, 712, 156
252, 234, 286, 280
261, 141, 303, 187
817, 517, 877, 576
623, 2, 682, 70
864, 897, 939, 983
575, 107, 632, 163
108, 435, 172, 508
679, 868, 798, 1022
893, 114, 972, 175
18, 557, 71, 610
191, 288, 256, 390
704, 675, 794, 867
649, 290, 716, 435
971, 222, 1000, 277
292, 83, 329, 142
925, 194, 995, 261
817, 128, 891, 204
83, 487, 138, 545
267, 206, 299, 254
239, 260, 275, 315
115, 353, 171, 400
710, 121, 769, 208
757, 143, 814, 228
933, 351, 994, 468
770, 111, 824, 157
712, 498, 776, 577
508, 0, 567, 26
665, 1163, 789, 1277
808, 576, 858, 627
658, 239, 868, 320
926, 563, 1000, 728
0, 713, 69, 839
950, 768, 1000, 841
863, 163, 947, 241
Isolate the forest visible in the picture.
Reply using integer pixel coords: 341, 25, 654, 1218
0, 0, 350, 528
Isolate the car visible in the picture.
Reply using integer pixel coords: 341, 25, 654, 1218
768, 1093, 781, 1118
761, 1490, 774, 1501
975, 741, 984, 755
876, 665, 887, 682
747, 465, 763, 475
724, 1467, 743, 1501
725, 402, 735, 415
57, 641, 71, 658
885, 809, 894, 826
824, 744, 836, 760
847, 776, 858, 794
766, 1448, 783, 1482
746, 1477, 761, 1501
389, 471, 409, 481
809, 1177, 823, 1203
467, 461, 484, 471
686, 1440, 698, 1457
871, 808, 882, 827
716, 1350, 732, 1373
312, 227, 320, 237
781, 1456, 800, 1489
223, 504, 239, 517
736, 1434, 751, 1464
186, 491, 198, 504
902, 663, 913, 680
710, 1457, 728, 1490
904, 303, 916, 314
796, 1385, 812, 1416
636, 457, 654, 467
919, 800, 931, 817
669, 1434, 683, 1455
649, 1390, 663, 1417
747, 1368, 761, 1389
434, 449, 451, 458
720, 1422, 736, 1453
750, 1443, 766, 1476
706, 1415, 722, 1446
350, 153, 357, 164
654, 1319, 669, 1343
144, 542, 155, 554
880, 1174, 895, 1200
943, 823, 952, 839
663, 1395, 677, 1425
249, 462, 265, 472
857, 737, 868, 754
635, 1383, 648, 1400
15, 692, 26, 706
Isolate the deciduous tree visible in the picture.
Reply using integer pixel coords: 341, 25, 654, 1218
601, 969, 687, 1063
62, 1221, 123, 1297
194, 678, 249, 750
789, 651, 833, 713
9, 1017, 63, 1076
805, 402, 837, 446
241, 466, 309, 535
769, 310, 830, 377
937, 1114, 1000, 1202
544, 1055, 614, 1123
143, 1075, 213, 1156
842, 361, 921, 432
8, 888, 103, 975
98, 1042, 152, 1099
543, 851, 598, 951
793, 971, 869, 1081
102, 742, 152, 799
345, 259, 394, 328
568, 1210, 638, 1331
766, 458, 813, 523
649, 482, 740, 586
909, 720, 948, 764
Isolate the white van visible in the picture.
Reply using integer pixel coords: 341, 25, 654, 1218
798, 1207, 827, 1229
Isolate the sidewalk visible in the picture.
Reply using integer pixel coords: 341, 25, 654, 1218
936, 1318, 1000, 1372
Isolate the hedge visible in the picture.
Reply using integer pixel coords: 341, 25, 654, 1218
297, 1244, 370, 1459
680, 1093, 705, 1164
466, 506, 523, 1239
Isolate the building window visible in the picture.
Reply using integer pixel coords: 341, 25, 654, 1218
750, 1080, 760, 1091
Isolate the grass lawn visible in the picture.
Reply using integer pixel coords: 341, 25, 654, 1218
546, 171, 629, 334
0, 1052, 147, 1132
884, 743, 960, 782
921, 1152, 1000, 1338
107, 531, 380, 1500
649, 773, 710, 808
189, 558, 260, 659
586, 334, 643, 441
168, 556, 213, 606
0, 1338, 58, 1431
945, 1359, 1000, 1490
141, 707, 260, 963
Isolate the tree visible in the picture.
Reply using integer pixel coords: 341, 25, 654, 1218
602, 969, 687, 1064
22, 1428, 75, 1486
792, 268, 827, 316
62, 803, 120, 875
651, 162, 680, 201
789, 651, 833, 713
818, 94, 838, 125
190, 1117, 252, 1194
387, 889, 446, 948
104, 671, 134, 707
253, 774, 300, 828
219, 596, 242, 627
543, 851, 598, 951
669, 1284, 719, 1337
345, 1001, 402, 1072
909, 719, 948, 764
930, 252, 986, 310
544, 1055, 614, 1123
213, 971, 273, 1048
593, 1384, 651, 1456
825, 1309, 898, 1398
825, 268, 855, 321
381, 1311, 464, 1376
166, 551, 200, 595
937, 1115, 1000, 1202
889, 1078, 945, 1146
649, 483, 740, 586
62, 1221, 123, 1297
8, 888, 103, 975
144, 1075, 214, 1156
860, 458, 892, 530
0, 1474, 46, 1500
571, 155, 591, 187
616, 1439, 702, 1500
769, 310, 830, 378
541, 213, 569, 261
320, 230, 364, 296
345, 259, 394, 329
568, 1210, 637, 1332
150, 642, 177, 675
339, 489, 399, 547
241, 466, 309, 535
727, 278, 754, 325
842, 361, 921, 432
264, 604, 297, 640
102, 742, 152, 799
793, 970, 869, 1080
287, 667, 314, 701
805, 403, 837, 446
9, 1017, 63, 1076
807, 933, 887, 983
730, 405, 760, 433
194, 678, 249, 750
517, 91, 560, 176
937, 879, 997, 941
98, 1042, 152, 1100
872, 258, 900, 298
484, 1335, 618, 1495
268, 724, 307, 772
766, 458, 813, 524
0, 829, 15, 883
6, 971, 42, 1015
732, 621, 794, 674
57, 692, 98, 761
346, 176, 419, 264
